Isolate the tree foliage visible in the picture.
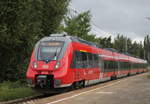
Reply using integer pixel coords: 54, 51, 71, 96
113, 34, 132, 53
62, 11, 99, 43
41, 0, 69, 36
96, 36, 113, 48
0, 0, 69, 82
113, 34, 145, 59
144, 35, 150, 63
63, 11, 91, 38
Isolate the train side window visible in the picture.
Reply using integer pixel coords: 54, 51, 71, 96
81, 52, 88, 68
98, 55, 103, 68
109, 61, 116, 71
93, 54, 99, 68
76, 51, 83, 68
70, 51, 82, 69
104, 61, 108, 72
120, 62, 124, 70
103, 60, 119, 72
108, 61, 111, 70
113, 61, 118, 69
87, 53, 93, 68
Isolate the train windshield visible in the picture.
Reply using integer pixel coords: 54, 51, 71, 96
38, 41, 64, 61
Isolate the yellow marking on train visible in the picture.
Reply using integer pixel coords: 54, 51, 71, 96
80, 50, 87, 52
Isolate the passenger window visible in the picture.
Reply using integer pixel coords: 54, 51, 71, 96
93, 54, 99, 68
81, 52, 88, 68
71, 51, 102, 69
87, 53, 93, 68
103, 60, 119, 72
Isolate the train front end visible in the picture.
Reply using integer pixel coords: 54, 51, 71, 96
26, 34, 72, 90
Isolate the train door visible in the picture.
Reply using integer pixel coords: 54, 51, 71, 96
98, 54, 104, 80
128, 62, 131, 75
87, 53, 102, 80
113, 61, 118, 77
117, 61, 121, 77
71, 51, 81, 81
71, 51, 86, 81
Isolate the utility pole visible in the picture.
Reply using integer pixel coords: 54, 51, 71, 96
146, 17, 150, 20
144, 50, 146, 60
125, 36, 128, 53
148, 52, 150, 64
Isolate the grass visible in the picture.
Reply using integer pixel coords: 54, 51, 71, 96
0, 81, 38, 102
146, 75, 150, 79
147, 68, 150, 71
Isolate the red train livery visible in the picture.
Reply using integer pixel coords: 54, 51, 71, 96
26, 34, 148, 91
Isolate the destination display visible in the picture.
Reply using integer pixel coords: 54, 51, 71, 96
41, 41, 63, 46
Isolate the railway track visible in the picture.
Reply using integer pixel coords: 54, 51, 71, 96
1, 72, 149, 104
0, 94, 48, 104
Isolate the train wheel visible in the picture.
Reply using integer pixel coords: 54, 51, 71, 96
111, 76, 117, 80
127, 73, 130, 76
72, 81, 85, 90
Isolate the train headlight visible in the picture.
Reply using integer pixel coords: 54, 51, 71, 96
54, 62, 60, 69
33, 61, 38, 69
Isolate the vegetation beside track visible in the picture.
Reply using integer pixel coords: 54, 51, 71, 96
146, 75, 150, 79
0, 81, 38, 102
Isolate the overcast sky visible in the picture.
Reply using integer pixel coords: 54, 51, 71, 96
71, 0, 150, 42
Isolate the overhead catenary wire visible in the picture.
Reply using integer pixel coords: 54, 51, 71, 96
68, 5, 111, 37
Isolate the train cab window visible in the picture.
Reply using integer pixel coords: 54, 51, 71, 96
38, 41, 64, 61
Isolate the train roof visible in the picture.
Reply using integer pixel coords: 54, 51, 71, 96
41, 34, 99, 48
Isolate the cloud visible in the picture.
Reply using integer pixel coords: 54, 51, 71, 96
71, 0, 150, 41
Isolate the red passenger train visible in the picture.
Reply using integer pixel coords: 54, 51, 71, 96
26, 34, 148, 92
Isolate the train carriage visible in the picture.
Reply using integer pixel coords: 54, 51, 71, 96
26, 34, 148, 92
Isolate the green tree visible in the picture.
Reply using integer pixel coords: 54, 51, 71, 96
0, 0, 70, 82
113, 34, 145, 59
41, 0, 70, 36
96, 36, 113, 48
130, 41, 144, 58
113, 34, 132, 53
63, 11, 91, 38
0, 0, 43, 82
144, 35, 150, 64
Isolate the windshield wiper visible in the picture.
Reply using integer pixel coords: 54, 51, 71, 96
53, 47, 60, 60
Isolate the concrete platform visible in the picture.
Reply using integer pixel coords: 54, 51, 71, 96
30, 72, 150, 104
